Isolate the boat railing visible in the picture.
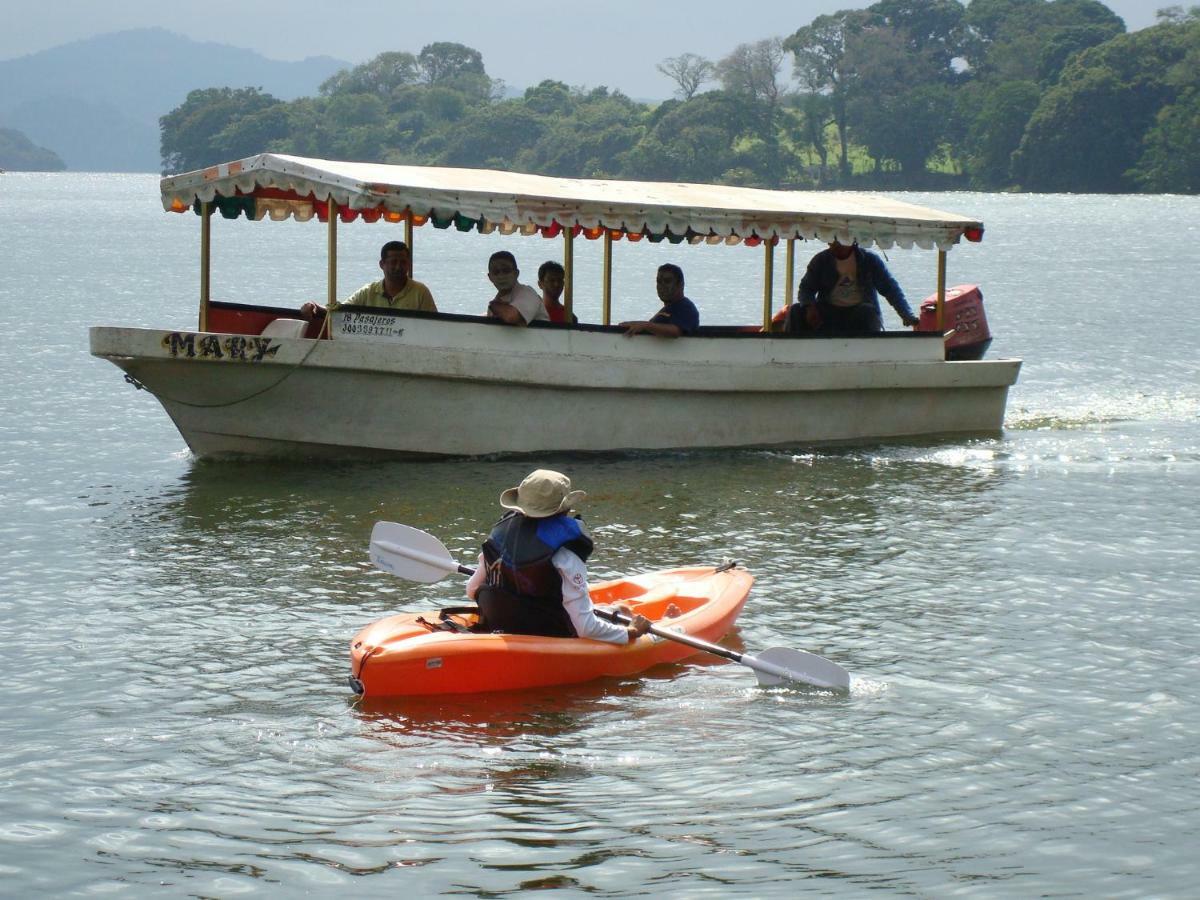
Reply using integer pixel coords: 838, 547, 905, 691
205, 299, 945, 343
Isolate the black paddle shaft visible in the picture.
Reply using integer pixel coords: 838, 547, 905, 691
594, 608, 744, 664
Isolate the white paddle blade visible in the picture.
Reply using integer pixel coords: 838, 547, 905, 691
751, 647, 851, 692
369, 521, 460, 583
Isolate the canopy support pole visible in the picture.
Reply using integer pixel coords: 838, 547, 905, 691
199, 202, 210, 332
563, 227, 575, 322
405, 217, 413, 265
785, 238, 795, 314
327, 198, 338, 308
762, 239, 775, 331
602, 231, 613, 326
935, 249, 946, 332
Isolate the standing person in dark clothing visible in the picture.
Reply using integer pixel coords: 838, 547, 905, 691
788, 240, 919, 335
464, 469, 651, 643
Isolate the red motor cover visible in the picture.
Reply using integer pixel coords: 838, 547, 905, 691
917, 284, 991, 353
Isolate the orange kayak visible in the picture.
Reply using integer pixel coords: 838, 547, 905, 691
348, 565, 753, 697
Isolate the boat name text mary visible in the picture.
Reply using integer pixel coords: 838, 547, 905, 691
162, 332, 281, 362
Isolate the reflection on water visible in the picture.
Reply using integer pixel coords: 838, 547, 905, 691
354, 679, 651, 747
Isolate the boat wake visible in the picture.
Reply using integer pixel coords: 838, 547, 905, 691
1006, 388, 1197, 432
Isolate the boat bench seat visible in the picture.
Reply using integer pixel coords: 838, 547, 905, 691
260, 317, 308, 339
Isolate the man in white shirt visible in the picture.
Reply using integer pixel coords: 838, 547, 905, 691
485, 251, 550, 325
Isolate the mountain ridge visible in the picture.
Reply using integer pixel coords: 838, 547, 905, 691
0, 28, 348, 172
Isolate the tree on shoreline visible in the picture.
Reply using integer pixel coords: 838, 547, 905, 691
1013, 16, 1198, 191
785, 10, 871, 181
717, 38, 789, 183
160, 87, 285, 173
657, 53, 714, 101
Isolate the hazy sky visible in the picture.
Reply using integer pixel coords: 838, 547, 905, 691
2, 1, 1163, 97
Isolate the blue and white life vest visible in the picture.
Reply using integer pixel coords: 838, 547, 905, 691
477, 512, 594, 636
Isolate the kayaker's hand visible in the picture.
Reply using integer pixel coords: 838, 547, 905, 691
626, 614, 651, 643
901, 313, 920, 328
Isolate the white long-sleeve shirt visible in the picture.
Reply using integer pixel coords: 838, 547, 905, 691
465, 549, 630, 644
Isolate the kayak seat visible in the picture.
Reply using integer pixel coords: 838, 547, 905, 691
632, 593, 705, 621
591, 581, 664, 605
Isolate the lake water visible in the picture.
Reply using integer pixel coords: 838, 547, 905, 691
1, 173, 1198, 896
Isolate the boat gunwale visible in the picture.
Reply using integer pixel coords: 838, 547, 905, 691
199, 298, 949, 342
89, 322, 1021, 399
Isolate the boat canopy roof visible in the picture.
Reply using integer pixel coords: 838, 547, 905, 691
161, 153, 983, 250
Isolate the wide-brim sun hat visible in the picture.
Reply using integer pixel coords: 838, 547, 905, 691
499, 469, 585, 518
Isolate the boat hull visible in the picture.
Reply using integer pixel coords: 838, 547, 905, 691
349, 566, 753, 696
90, 312, 1020, 459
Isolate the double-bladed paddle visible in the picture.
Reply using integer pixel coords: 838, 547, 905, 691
368, 521, 851, 692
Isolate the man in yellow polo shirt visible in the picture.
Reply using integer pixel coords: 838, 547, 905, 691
301, 240, 437, 320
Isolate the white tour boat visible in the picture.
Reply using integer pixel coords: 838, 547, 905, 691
89, 153, 1020, 459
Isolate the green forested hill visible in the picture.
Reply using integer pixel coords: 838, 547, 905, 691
157, 2, 1198, 193
0, 128, 65, 171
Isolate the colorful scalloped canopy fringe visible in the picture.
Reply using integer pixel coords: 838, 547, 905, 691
183, 191, 794, 245
163, 153, 985, 249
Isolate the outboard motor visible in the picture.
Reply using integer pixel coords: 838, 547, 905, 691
916, 284, 993, 360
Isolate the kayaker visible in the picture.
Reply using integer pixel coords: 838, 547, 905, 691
464, 469, 652, 643
619, 263, 700, 337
